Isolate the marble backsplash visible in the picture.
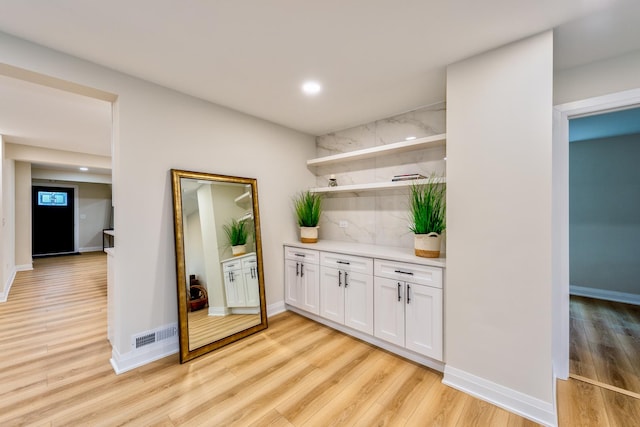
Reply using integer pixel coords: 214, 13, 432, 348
314, 103, 446, 250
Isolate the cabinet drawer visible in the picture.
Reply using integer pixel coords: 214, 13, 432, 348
374, 259, 442, 288
320, 252, 373, 275
241, 255, 257, 269
284, 246, 319, 264
222, 260, 242, 272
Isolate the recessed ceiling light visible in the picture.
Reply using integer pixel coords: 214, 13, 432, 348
405, 136, 416, 141
302, 81, 322, 96
79, 167, 89, 171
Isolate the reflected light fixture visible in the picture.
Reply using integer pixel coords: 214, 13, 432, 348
405, 136, 416, 141
302, 81, 322, 96
79, 167, 89, 171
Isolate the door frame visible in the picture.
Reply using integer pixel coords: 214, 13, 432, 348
32, 182, 80, 254
552, 87, 640, 380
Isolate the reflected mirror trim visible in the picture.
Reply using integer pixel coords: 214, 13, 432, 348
170, 169, 268, 363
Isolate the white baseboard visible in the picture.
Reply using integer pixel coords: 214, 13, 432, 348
110, 340, 178, 375
79, 246, 103, 253
570, 285, 640, 306
0, 266, 17, 303
443, 366, 557, 427
208, 306, 231, 316
16, 263, 33, 271
267, 301, 286, 317
230, 307, 260, 315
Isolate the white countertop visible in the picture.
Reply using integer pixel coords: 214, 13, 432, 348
220, 251, 256, 264
283, 240, 445, 268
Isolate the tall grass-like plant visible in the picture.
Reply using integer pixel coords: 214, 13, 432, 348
223, 219, 249, 246
409, 175, 446, 235
293, 190, 322, 227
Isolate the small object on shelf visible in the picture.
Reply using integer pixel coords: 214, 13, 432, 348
391, 173, 427, 182
328, 174, 338, 187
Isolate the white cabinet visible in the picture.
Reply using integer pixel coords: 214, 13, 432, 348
222, 253, 259, 308
284, 247, 320, 315
319, 252, 374, 334
374, 259, 443, 361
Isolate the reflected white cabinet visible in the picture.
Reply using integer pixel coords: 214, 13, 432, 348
319, 252, 373, 334
284, 247, 320, 315
374, 259, 443, 361
222, 253, 259, 308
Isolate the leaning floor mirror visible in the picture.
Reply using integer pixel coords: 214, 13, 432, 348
171, 169, 267, 363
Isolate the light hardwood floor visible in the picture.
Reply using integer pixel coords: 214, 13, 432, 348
570, 295, 640, 396
0, 253, 638, 426
187, 310, 260, 350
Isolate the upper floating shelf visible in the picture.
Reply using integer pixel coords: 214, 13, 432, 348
310, 177, 446, 194
234, 191, 251, 205
307, 133, 446, 167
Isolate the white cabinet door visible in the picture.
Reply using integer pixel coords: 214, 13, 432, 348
320, 266, 344, 324
243, 266, 260, 307
224, 267, 245, 307
405, 282, 442, 360
344, 270, 373, 334
374, 276, 404, 347
300, 261, 320, 315
284, 259, 300, 308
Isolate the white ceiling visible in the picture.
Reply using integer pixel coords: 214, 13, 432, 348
1, 0, 640, 165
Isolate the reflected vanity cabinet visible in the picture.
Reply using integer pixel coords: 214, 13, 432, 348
319, 252, 374, 335
374, 259, 443, 361
284, 247, 320, 315
222, 253, 259, 308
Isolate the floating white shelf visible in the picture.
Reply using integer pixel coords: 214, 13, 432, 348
307, 133, 446, 167
234, 191, 251, 205
310, 178, 446, 194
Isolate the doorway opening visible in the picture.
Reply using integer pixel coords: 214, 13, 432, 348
32, 184, 79, 257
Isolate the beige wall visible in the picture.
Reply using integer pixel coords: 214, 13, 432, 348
445, 31, 554, 421
14, 161, 31, 268
0, 32, 316, 358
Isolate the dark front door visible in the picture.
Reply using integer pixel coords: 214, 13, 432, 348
32, 186, 75, 256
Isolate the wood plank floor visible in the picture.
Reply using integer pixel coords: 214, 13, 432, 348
187, 310, 260, 350
0, 253, 637, 426
570, 295, 640, 395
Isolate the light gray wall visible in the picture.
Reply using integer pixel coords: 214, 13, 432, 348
570, 133, 640, 296
446, 31, 554, 416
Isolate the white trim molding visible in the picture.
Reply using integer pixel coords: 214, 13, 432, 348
571, 285, 640, 306
208, 306, 231, 316
16, 263, 33, 271
79, 246, 103, 253
267, 301, 286, 317
443, 366, 557, 427
0, 267, 17, 303
110, 340, 178, 375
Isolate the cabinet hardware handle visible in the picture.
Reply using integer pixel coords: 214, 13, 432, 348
407, 284, 411, 304
295, 253, 306, 257
301, 263, 304, 277
337, 260, 350, 265
338, 270, 342, 287
397, 283, 401, 301
344, 272, 349, 287
296, 262, 299, 276
394, 270, 414, 275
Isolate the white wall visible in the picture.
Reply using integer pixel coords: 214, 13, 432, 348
554, 48, 640, 105
445, 32, 555, 425
1, 142, 15, 296
0, 32, 316, 365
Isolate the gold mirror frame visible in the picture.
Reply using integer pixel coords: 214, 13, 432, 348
171, 169, 267, 363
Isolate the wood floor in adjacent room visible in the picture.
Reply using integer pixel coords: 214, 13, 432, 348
0, 253, 637, 426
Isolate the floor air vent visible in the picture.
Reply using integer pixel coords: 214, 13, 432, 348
131, 324, 178, 349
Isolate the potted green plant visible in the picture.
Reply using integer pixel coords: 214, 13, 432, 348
293, 190, 322, 243
223, 219, 249, 256
409, 175, 446, 258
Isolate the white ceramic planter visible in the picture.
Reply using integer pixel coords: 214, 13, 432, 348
414, 232, 442, 258
300, 226, 319, 243
231, 244, 247, 256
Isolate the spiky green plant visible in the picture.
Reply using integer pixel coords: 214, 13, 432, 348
408, 175, 446, 234
223, 219, 248, 246
293, 190, 322, 227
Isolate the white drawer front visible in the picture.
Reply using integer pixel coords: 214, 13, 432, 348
222, 260, 242, 272
241, 255, 257, 269
320, 252, 373, 274
284, 246, 319, 264
374, 259, 442, 288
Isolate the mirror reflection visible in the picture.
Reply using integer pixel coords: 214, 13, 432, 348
171, 170, 267, 363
